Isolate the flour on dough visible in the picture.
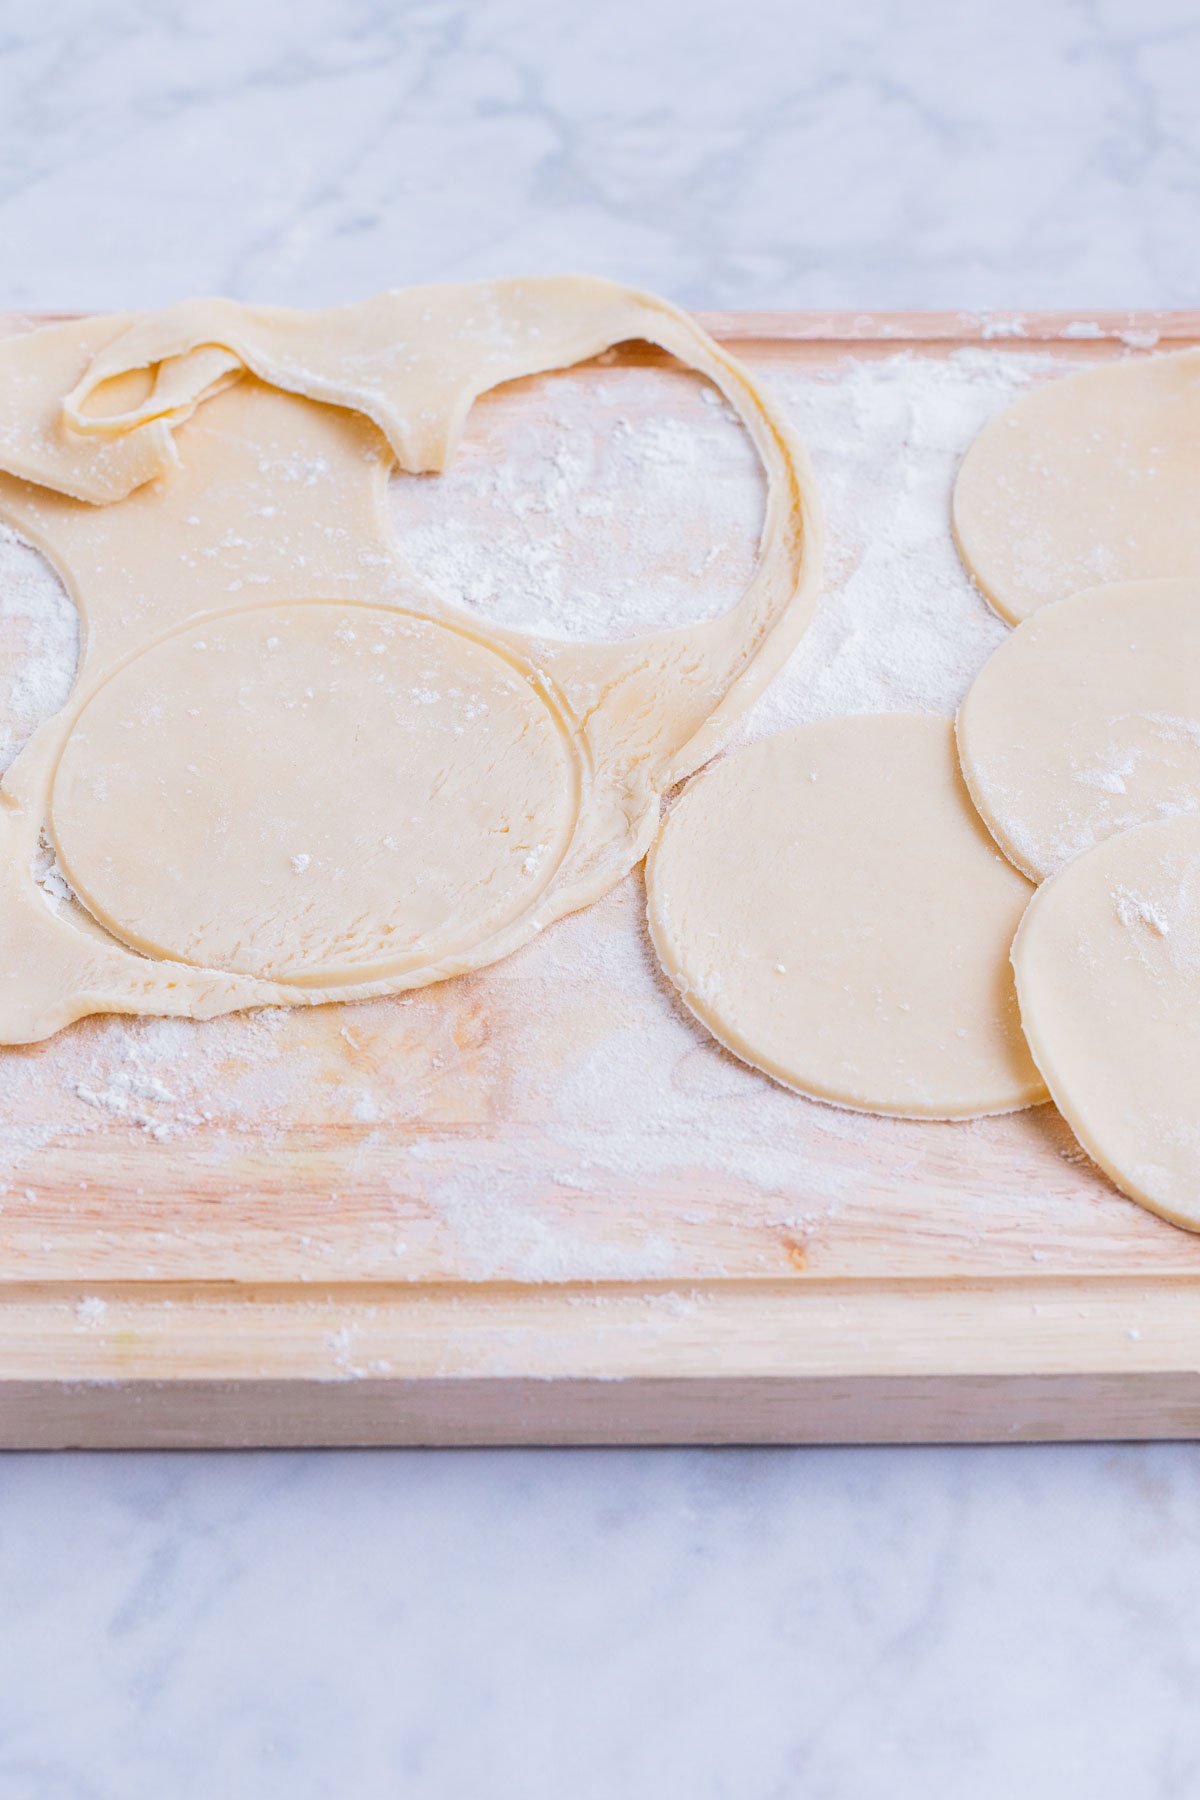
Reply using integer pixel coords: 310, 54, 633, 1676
1013, 815, 1200, 1231
957, 579, 1200, 882
0, 278, 821, 1043
646, 714, 1046, 1120
953, 349, 1200, 624
50, 605, 579, 982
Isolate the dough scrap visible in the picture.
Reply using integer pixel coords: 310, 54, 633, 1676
958, 579, 1200, 882
646, 714, 1045, 1119
953, 349, 1200, 625
0, 313, 176, 502
0, 279, 821, 1043
1012, 816, 1200, 1231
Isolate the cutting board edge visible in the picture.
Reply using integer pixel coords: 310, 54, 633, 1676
6, 1372, 1200, 1449
2, 1276, 1196, 1446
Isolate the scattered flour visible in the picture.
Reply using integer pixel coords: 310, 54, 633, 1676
743, 348, 1054, 736
0, 341, 1096, 1280
389, 360, 763, 641
0, 523, 78, 772
1113, 885, 1172, 937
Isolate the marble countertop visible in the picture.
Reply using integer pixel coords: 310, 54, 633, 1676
2, 0, 1199, 1794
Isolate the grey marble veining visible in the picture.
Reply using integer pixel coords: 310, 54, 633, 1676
1, 1, 1200, 1796
1, 0, 1198, 314
4, 1444, 1200, 1800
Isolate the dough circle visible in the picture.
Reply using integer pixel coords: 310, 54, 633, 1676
953, 349, 1200, 625
1012, 816, 1200, 1231
646, 714, 1045, 1119
50, 604, 578, 982
958, 579, 1200, 883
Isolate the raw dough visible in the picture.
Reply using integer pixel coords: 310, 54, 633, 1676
1012, 815, 1200, 1231
953, 349, 1200, 624
957, 579, 1200, 882
0, 279, 822, 1042
50, 605, 578, 982
646, 714, 1046, 1119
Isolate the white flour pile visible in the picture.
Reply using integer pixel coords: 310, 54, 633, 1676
0, 523, 77, 773
389, 356, 763, 641
0, 345, 1085, 1281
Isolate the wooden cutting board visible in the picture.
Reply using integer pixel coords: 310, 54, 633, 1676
3, 306, 1200, 1448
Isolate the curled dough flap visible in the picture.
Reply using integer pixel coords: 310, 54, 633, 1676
0, 313, 177, 503
60, 277, 734, 478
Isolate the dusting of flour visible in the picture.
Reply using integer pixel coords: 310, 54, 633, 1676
0, 345, 1088, 1287
745, 349, 1030, 734
0, 523, 78, 772
389, 357, 763, 641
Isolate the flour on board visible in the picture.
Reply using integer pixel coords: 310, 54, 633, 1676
0, 345, 1078, 1279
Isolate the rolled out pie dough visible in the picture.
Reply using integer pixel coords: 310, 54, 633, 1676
0, 278, 821, 1042
645, 715, 1046, 1119
1012, 816, 1200, 1231
957, 579, 1200, 883
953, 349, 1200, 624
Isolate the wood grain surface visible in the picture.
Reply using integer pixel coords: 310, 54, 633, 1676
1, 308, 1197, 1447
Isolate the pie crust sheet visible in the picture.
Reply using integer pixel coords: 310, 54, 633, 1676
0, 278, 821, 1043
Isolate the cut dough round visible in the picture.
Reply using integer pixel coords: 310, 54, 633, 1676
50, 604, 578, 982
646, 714, 1045, 1119
958, 579, 1200, 883
953, 349, 1200, 624
1013, 816, 1200, 1231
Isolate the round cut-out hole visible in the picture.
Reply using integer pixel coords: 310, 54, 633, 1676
390, 347, 765, 642
0, 525, 78, 774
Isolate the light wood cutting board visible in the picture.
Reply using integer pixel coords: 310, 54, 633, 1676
3, 306, 1200, 1448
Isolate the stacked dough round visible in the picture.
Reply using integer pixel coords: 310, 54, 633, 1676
648, 350, 1200, 1231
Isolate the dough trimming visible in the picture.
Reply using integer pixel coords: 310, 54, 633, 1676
0, 279, 822, 1042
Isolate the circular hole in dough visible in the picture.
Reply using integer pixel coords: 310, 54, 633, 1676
1012, 815, 1200, 1231
0, 527, 78, 776
49, 603, 579, 983
646, 714, 1046, 1119
390, 350, 764, 642
953, 349, 1200, 625
958, 578, 1200, 884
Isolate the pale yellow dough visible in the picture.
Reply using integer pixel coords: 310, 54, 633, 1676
957, 579, 1200, 882
646, 715, 1046, 1119
1013, 816, 1200, 1232
953, 350, 1200, 624
50, 605, 578, 982
0, 278, 821, 1042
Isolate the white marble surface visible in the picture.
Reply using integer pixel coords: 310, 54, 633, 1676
2, 1, 1200, 1795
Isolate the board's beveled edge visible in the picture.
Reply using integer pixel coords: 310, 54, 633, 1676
7, 1371, 1200, 1448
2, 1277, 1198, 1445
